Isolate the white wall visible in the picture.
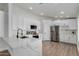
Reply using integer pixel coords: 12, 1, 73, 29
41, 20, 53, 40
0, 3, 8, 39
77, 15, 79, 51
52, 19, 77, 44
0, 11, 4, 37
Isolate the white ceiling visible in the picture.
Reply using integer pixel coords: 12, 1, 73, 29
16, 3, 79, 19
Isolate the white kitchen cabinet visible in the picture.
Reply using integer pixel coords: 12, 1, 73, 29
69, 32, 77, 44
60, 28, 77, 44
60, 30, 69, 43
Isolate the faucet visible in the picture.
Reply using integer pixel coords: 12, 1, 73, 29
17, 28, 23, 38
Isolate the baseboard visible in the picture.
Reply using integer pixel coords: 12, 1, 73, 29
42, 40, 50, 42
60, 41, 77, 46
42, 40, 76, 45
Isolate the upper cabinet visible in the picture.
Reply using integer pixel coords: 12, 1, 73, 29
54, 19, 77, 30
67, 19, 77, 30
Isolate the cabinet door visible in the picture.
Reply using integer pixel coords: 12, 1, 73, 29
64, 33, 70, 43
69, 34, 77, 44
60, 30, 67, 42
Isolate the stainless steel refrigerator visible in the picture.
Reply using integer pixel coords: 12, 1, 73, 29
50, 26, 59, 42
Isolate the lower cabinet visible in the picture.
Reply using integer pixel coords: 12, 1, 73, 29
60, 29, 77, 44
69, 34, 77, 44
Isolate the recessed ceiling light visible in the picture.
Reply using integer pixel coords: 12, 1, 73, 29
29, 7, 33, 10
60, 11, 64, 14
40, 13, 44, 15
